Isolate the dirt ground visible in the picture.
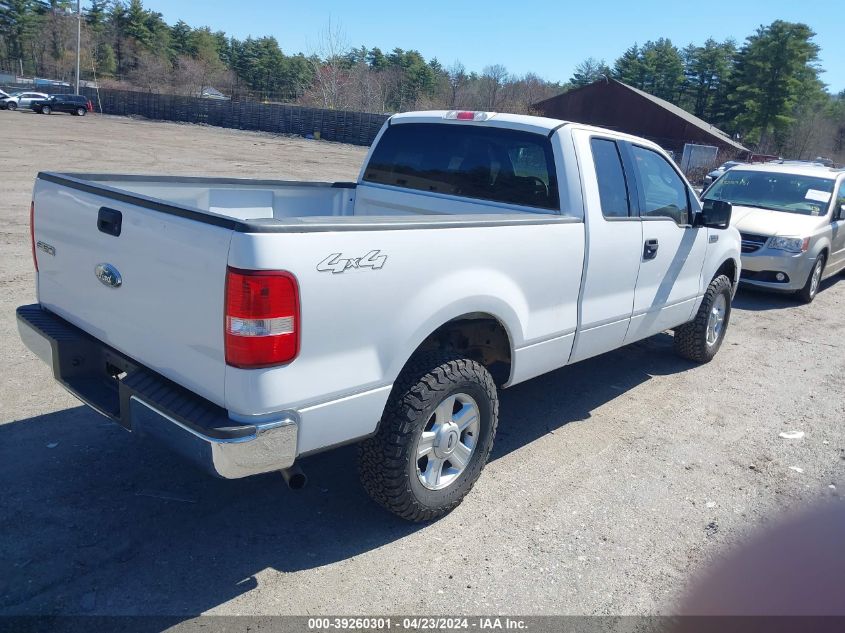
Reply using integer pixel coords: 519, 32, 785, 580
0, 109, 842, 618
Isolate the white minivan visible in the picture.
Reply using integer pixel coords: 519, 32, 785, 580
704, 163, 845, 302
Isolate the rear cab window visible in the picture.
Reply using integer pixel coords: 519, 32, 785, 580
363, 123, 560, 211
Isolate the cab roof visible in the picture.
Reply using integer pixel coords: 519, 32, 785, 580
388, 110, 665, 152
389, 111, 566, 135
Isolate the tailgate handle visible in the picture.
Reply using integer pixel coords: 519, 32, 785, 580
97, 207, 122, 237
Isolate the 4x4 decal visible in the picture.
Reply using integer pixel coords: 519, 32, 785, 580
317, 250, 387, 274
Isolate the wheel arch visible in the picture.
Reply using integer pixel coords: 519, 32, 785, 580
714, 256, 739, 289
396, 311, 515, 388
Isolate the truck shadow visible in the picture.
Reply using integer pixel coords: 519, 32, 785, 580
732, 276, 841, 312
0, 333, 694, 617
492, 333, 693, 460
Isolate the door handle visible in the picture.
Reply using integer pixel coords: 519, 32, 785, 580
97, 207, 122, 237
643, 238, 659, 260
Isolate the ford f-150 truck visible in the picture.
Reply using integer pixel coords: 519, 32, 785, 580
17, 111, 740, 521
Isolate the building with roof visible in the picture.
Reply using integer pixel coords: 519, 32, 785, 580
534, 77, 748, 156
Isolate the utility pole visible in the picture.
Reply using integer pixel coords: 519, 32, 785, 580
75, 0, 81, 94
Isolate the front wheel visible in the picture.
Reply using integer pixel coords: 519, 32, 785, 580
358, 352, 499, 522
674, 274, 733, 363
41, 105, 51, 115
7, 101, 17, 111
797, 254, 824, 304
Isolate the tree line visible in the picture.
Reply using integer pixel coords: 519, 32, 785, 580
570, 22, 843, 158
0, 1, 563, 112
1, 1, 843, 159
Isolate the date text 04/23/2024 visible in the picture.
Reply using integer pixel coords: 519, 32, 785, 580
307, 617, 528, 630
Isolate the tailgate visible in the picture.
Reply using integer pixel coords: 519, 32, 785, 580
32, 176, 234, 407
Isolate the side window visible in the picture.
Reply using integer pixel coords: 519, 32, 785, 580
590, 138, 630, 218
630, 145, 690, 225
835, 180, 845, 220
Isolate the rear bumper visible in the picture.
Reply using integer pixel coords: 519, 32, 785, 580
16, 304, 298, 479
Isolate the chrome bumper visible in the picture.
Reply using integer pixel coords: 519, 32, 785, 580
16, 304, 298, 479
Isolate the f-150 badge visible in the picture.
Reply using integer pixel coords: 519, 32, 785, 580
317, 250, 387, 274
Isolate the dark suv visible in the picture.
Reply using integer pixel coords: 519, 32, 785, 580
31, 94, 91, 116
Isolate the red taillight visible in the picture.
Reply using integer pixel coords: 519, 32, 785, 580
225, 267, 299, 368
456, 111, 475, 120
30, 201, 38, 272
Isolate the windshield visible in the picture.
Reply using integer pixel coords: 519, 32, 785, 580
704, 170, 835, 216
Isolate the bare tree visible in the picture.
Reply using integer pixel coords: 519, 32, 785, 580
171, 55, 234, 97
480, 64, 508, 110
446, 60, 467, 108
307, 18, 352, 110
129, 51, 172, 92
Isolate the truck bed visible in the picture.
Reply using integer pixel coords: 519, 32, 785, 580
40, 173, 569, 230
32, 171, 580, 423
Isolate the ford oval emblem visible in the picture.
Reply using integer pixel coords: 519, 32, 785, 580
95, 263, 122, 288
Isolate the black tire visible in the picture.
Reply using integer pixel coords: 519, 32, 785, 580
358, 351, 499, 522
41, 105, 51, 115
7, 101, 17, 111
76, 107, 86, 116
674, 274, 732, 363
796, 254, 825, 304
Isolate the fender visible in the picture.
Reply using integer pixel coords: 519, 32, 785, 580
383, 269, 525, 385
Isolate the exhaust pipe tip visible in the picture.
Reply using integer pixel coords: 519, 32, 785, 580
280, 465, 307, 490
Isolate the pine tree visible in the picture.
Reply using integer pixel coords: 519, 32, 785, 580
569, 57, 610, 87
726, 21, 822, 149
614, 44, 645, 88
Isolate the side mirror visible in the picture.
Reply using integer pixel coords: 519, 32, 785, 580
699, 199, 732, 229
839, 203, 845, 220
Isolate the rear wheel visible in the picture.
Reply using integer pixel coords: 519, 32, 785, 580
674, 274, 732, 363
76, 107, 86, 116
41, 105, 51, 115
797, 254, 824, 304
358, 351, 498, 522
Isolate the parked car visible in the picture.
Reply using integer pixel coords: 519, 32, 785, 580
2, 90, 48, 110
702, 160, 745, 188
767, 158, 837, 169
17, 111, 740, 521
703, 163, 845, 302
31, 94, 91, 116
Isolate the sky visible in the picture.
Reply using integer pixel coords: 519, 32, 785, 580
138, 0, 845, 93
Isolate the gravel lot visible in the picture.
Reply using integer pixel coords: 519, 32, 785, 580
0, 110, 842, 618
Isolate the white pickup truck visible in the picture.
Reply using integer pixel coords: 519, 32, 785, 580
18, 111, 740, 521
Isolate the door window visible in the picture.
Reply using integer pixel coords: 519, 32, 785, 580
590, 138, 631, 218
630, 145, 690, 225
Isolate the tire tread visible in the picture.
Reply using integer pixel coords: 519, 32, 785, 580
674, 274, 732, 363
358, 351, 498, 522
